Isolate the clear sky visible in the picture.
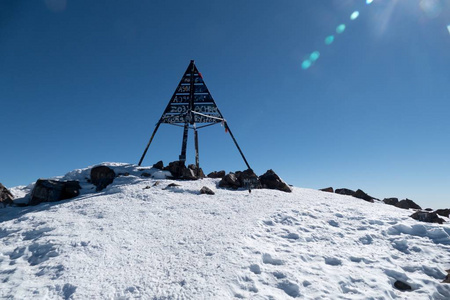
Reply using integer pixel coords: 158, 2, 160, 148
1, 0, 449, 209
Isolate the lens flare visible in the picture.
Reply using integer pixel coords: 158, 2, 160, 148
325, 35, 335, 45
336, 24, 346, 34
310, 51, 320, 61
447, 25, 450, 35
301, 60, 312, 70
350, 11, 360, 20
366, 0, 373, 4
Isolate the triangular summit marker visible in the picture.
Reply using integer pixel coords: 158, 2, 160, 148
138, 60, 251, 172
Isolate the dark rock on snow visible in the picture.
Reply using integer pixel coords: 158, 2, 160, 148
207, 170, 226, 179
153, 160, 164, 170
394, 280, 412, 291
320, 187, 334, 193
396, 199, 422, 210
238, 169, 261, 189
30, 179, 81, 206
0, 183, 14, 207
141, 172, 152, 178
353, 189, 375, 203
164, 183, 181, 190
335, 188, 356, 196
435, 209, 450, 218
90, 166, 116, 191
410, 211, 445, 224
163, 161, 205, 180
219, 173, 241, 190
443, 270, 450, 283
200, 186, 215, 195
259, 169, 291, 193
383, 198, 399, 206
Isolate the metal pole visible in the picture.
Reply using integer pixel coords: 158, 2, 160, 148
179, 122, 189, 163
225, 122, 252, 171
138, 122, 161, 166
194, 127, 199, 175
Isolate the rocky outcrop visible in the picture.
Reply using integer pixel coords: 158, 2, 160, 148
219, 173, 241, 190
207, 170, 226, 179
383, 198, 399, 206
200, 186, 215, 195
320, 187, 334, 193
259, 169, 291, 193
153, 160, 164, 170
353, 189, 375, 203
163, 161, 205, 180
435, 209, 450, 218
0, 183, 14, 207
90, 166, 116, 191
410, 211, 445, 224
335, 188, 356, 196
396, 199, 421, 210
30, 179, 81, 206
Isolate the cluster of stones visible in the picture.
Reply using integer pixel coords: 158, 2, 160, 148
0, 183, 14, 207
320, 187, 448, 224
152, 160, 292, 193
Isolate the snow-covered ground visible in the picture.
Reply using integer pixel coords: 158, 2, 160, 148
1, 163, 449, 299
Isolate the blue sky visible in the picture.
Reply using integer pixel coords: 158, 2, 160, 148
1, 0, 449, 208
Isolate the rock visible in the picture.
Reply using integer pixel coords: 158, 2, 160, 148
153, 160, 164, 170
143, 186, 151, 190
335, 188, 356, 196
435, 209, 450, 218
187, 164, 205, 179
163, 161, 185, 178
30, 179, 81, 206
90, 166, 116, 191
200, 186, 215, 195
219, 173, 241, 189
181, 167, 197, 180
141, 172, 152, 177
383, 198, 399, 206
410, 211, 445, 224
207, 171, 226, 178
164, 183, 181, 190
259, 169, 291, 193
0, 183, 14, 207
396, 199, 422, 210
238, 169, 261, 190
394, 280, 412, 291
117, 172, 130, 177
443, 270, 450, 283
320, 187, 334, 193
353, 189, 375, 203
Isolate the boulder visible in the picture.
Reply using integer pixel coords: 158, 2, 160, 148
259, 169, 291, 193
443, 270, 450, 284
181, 167, 197, 180
90, 166, 116, 191
320, 187, 334, 193
153, 160, 164, 170
353, 189, 375, 203
207, 170, 226, 179
219, 173, 241, 190
383, 198, 399, 206
394, 280, 412, 291
435, 209, 450, 218
238, 169, 261, 190
396, 199, 421, 210
410, 211, 445, 224
30, 179, 81, 206
200, 186, 215, 195
0, 183, 14, 207
187, 164, 205, 179
335, 188, 356, 196
163, 161, 185, 178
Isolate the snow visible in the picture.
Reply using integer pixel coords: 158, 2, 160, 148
1, 163, 449, 299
